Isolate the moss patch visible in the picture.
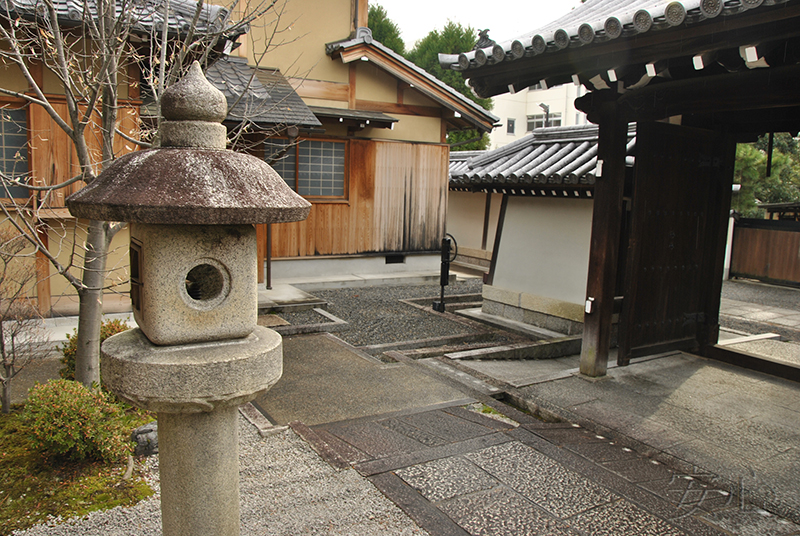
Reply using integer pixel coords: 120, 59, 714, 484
0, 406, 154, 535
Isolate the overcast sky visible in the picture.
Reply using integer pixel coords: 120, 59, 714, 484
371, 0, 582, 49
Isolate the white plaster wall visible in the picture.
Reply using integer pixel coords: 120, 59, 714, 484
447, 190, 502, 252
492, 196, 593, 305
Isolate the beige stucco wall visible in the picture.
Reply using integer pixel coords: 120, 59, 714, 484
492, 196, 592, 306
367, 115, 441, 143
46, 220, 130, 298
246, 0, 351, 83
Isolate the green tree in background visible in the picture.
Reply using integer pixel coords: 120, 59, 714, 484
367, 5, 493, 152
368, 4, 405, 55
733, 134, 800, 217
406, 22, 493, 151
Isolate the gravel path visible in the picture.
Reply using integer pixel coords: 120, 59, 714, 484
12, 416, 428, 536
722, 278, 800, 310
282, 279, 484, 347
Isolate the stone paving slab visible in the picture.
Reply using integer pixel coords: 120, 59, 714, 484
253, 333, 472, 426
304, 402, 800, 536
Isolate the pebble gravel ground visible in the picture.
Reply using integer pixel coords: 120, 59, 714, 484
282, 279, 484, 347
722, 278, 800, 310
12, 416, 428, 536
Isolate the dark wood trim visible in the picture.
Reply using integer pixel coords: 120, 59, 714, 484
355, 99, 442, 118
705, 346, 800, 383
486, 194, 508, 286
577, 64, 800, 124
579, 104, 628, 377
698, 134, 736, 350
348, 63, 357, 109
481, 192, 492, 251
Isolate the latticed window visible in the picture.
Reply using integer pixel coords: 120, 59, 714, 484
0, 107, 29, 198
265, 138, 345, 198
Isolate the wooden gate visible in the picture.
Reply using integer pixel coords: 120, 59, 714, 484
618, 122, 734, 364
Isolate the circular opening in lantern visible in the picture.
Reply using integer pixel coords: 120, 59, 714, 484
181, 258, 231, 310
185, 264, 224, 301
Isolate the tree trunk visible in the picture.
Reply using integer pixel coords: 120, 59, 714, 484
1, 378, 9, 414
74, 220, 110, 388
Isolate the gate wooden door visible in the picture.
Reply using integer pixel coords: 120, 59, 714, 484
618, 122, 734, 364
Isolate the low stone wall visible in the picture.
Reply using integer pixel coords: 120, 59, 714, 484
482, 284, 584, 336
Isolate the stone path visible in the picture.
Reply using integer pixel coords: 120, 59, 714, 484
299, 402, 800, 536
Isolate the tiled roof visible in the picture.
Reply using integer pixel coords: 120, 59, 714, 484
438, 0, 786, 75
4, 0, 235, 36
327, 27, 499, 131
205, 57, 321, 129
450, 124, 636, 197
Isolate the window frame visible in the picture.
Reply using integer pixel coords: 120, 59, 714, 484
0, 104, 30, 200
265, 137, 348, 202
526, 112, 562, 131
506, 118, 515, 135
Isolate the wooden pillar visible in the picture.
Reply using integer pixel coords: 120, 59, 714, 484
256, 224, 266, 285
579, 103, 628, 377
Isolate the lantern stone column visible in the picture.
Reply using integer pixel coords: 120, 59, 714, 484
66, 62, 311, 536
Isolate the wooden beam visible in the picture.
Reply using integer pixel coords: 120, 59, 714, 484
288, 78, 350, 102
348, 63, 357, 109
485, 194, 508, 286
354, 99, 441, 117
580, 103, 628, 377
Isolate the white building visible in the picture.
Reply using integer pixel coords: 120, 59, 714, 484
489, 83, 588, 149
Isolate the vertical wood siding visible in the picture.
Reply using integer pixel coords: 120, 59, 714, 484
267, 140, 447, 257
730, 220, 800, 286
28, 102, 139, 207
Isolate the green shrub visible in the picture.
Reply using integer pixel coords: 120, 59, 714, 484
21, 380, 132, 462
60, 318, 130, 381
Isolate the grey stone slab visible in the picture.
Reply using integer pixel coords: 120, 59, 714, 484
354, 433, 512, 477
377, 417, 452, 448
326, 421, 430, 459
438, 487, 578, 536
466, 441, 616, 519
566, 439, 641, 463
396, 456, 500, 502
570, 499, 686, 536
601, 457, 678, 483
530, 425, 612, 446
442, 405, 518, 432
663, 439, 761, 484
700, 506, 800, 536
568, 402, 695, 452
455, 356, 580, 387
520, 376, 601, 408
639, 476, 736, 513
397, 410, 501, 443
255, 334, 470, 426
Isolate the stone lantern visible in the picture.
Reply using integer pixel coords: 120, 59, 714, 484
66, 62, 310, 536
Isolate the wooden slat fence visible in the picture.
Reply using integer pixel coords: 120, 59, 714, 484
729, 218, 800, 287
